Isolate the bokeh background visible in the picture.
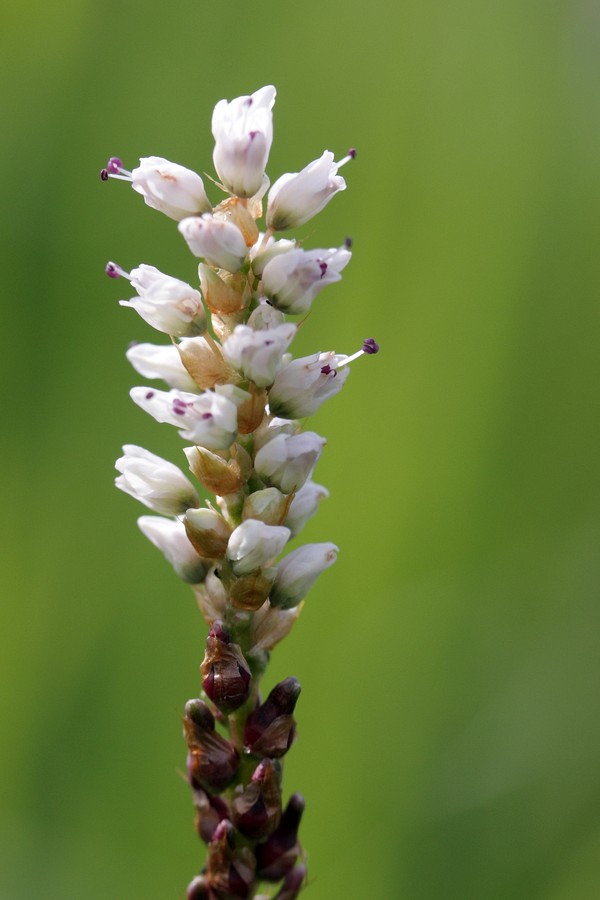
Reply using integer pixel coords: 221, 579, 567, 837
1, 0, 599, 897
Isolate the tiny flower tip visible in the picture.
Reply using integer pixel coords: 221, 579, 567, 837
348, 147, 357, 159
100, 168, 109, 181
344, 237, 353, 249
362, 338, 380, 355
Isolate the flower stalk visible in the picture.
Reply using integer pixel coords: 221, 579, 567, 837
103, 84, 377, 898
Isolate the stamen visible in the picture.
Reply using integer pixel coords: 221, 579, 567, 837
318, 261, 328, 278
145, 391, 155, 400
344, 237, 353, 249
335, 337, 380, 369
101, 156, 133, 182
172, 398, 191, 416
320, 364, 337, 377
336, 148, 357, 168
105, 261, 128, 279
107, 157, 124, 173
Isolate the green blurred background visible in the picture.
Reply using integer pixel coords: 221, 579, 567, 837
1, 0, 599, 897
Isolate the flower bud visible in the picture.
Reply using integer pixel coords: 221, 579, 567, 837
137, 516, 210, 583
242, 488, 288, 526
185, 444, 251, 496
229, 570, 274, 612
200, 623, 252, 714
261, 245, 351, 315
130, 387, 238, 450
130, 156, 212, 220
199, 264, 246, 315
178, 214, 248, 272
187, 874, 211, 900
212, 85, 276, 198
178, 334, 237, 391
269, 351, 349, 419
254, 432, 325, 494
274, 863, 307, 900
284, 481, 329, 536
266, 150, 346, 231
115, 445, 200, 515
256, 793, 305, 881
222, 324, 296, 388
246, 299, 286, 330
226, 520, 290, 576
191, 785, 230, 844
231, 759, 282, 840
244, 677, 301, 758
270, 543, 338, 609
207, 820, 256, 899
250, 236, 296, 277
126, 342, 199, 392
118, 264, 207, 337
184, 508, 232, 559
184, 699, 240, 792
250, 601, 301, 652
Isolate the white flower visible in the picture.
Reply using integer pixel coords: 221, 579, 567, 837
212, 86, 276, 198
254, 431, 325, 493
246, 299, 286, 331
115, 444, 200, 515
226, 519, 290, 576
221, 323, 296, 387
266, 150, 347, 231
118, 264, 207, 337
138, 515, 210, 583
130, 156, 212, 220
130, 386, 238, 450
178, 214, 248, 272
125, 342, 199, 392
260, 245, 351, 315
250, 235, 296, 277
270, 543, 339, 609
284, 480, 329, 536
268, 351, 349, 418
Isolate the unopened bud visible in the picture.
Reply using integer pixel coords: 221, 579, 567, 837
242, 488, 288, 526
199, 264, 246, 315
244, 677, 301, 758
178, 335, 236, 391
184, 699, 240, 792
187, 874, 211, 900
191, 785, 230, 844
229, 570, 274, 612
185, 444, 251, 496
270, 543, 338, 609
207, 819, 256, 899
274, 863, 307, 899
184, 508, 232, 559
201, 623, 252, 714
226, 519, 290, 576
231, 759, 282, 840
256, 793, 305, 881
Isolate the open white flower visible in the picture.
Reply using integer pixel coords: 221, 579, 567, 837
222, 323, 296, 387
178, 214, 248, 272
254, 431, 326, 493
212, 86, 276, 198
131, 156, 212, 220
261, 244, 351, 315
130, 386, 238, 450
268, 351, 349, 418
267, 150, 350, 231
138, 515, 210, 583
125, 343, 199, 392
115, 445, 199, 515
117, 264, 207, 337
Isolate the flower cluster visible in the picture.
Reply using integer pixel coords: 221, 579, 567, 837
103, 85, 377, 900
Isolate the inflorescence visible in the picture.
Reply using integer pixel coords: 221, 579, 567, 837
103, 84, 377, 900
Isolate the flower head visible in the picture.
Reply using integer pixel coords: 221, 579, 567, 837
102, 156, 212, 220
267, 149, 355, 231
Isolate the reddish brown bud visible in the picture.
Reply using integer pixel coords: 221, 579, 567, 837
256, 793, 305, 881
236, 384, 267, 434
274, 863, 307, 899
201, 623, 252, 714
231, 759, 282, 840
184, 699, 240, 792
187, 874, 212, 899
244, 677, 301, 758
207, 820, 256, 899
192, 785, 231, 844
229, 571, 274, 612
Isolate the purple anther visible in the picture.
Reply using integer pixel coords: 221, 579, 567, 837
348, 147, 357, 159
172, 398, 189, 416
107, 156, 123, 174
264, 339, 274, 346
105, 262, 120, 278
249, 130, 258, 141
344, 237, 353, 249
201, 412, 213, 420
320, 365, 335, 376
362, 338, 379, 355
100, 168, 109, 181
318, 261, 328, 278
145, 391, 155, 400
